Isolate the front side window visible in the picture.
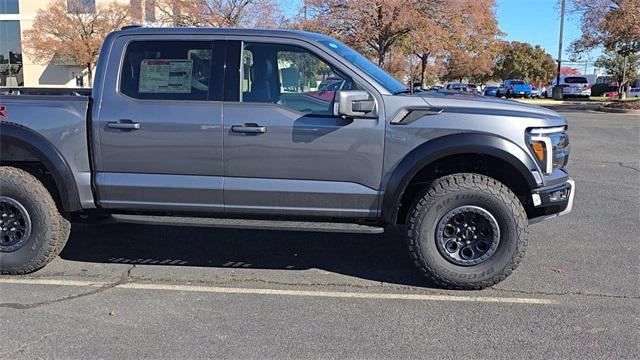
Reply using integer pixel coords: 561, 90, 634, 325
0, 0, 19, 14
120, 41, 217, 101
241, 42, 351, 116
314, 36, 406, 94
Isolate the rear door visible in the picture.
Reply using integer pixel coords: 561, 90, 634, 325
94, 36, 227, 212
221, 38, 385, 218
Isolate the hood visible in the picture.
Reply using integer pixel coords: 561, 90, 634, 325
414, 91, 562, 120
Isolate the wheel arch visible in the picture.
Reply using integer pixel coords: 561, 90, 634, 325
381, 133, 539, 225
0, 122, 82, 212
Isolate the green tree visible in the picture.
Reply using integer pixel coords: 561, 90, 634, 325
595, 52, 640, 88
494, 41, 556, 84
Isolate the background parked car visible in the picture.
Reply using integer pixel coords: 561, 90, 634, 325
483, 86, 499, 96
530, 87, 542, 98
307, 76, 345, 102
544, 75, 591, 98
629, 87, 640, 97
496, 79, 532, 98
467, 83, 480, 94
603, 91, 619, 98
444, 82, 469, 92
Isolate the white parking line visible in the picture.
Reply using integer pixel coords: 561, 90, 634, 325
0, 278, 557, 305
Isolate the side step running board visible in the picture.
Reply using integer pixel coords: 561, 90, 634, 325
111, 214, 385, 234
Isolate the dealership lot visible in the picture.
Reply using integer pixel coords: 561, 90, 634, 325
1, 110, 638, 359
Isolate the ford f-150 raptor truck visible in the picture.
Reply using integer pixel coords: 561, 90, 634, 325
497, 79, 533, 98
0, 27, 574, 289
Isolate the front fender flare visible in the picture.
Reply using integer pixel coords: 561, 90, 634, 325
1, 122, 82, 212
381, 133, 539, 224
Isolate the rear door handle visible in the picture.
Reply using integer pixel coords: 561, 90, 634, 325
231, 124, 267, 134
107, 119, 141, 130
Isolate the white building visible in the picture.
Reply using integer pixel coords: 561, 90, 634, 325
0, 0, 155, 88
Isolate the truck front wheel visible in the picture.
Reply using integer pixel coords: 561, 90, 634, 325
0, 167, 70, 275
406, 173, 528, 289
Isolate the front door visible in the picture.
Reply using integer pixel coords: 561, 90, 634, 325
222, 39, 385, 218
94, 37, 226, 212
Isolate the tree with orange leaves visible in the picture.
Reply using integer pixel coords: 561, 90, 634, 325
406, 0, 453, 86
301, 0, 417, 68
441, 0, 502, 85
22, 0, 136, 87
569, 0, 640, 56
560, 67, 581, 76
154, 0, 283, 28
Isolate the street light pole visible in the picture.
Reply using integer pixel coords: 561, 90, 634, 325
553, 0, 566, 100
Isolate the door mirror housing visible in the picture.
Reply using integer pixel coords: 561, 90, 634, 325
334, 90, 376, 118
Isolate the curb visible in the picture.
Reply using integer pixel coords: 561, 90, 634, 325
594, 106, 640, 114
538, 104, 603, 111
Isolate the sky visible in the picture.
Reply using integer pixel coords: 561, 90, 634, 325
495, 0, 601, 73
285, 0, 602, 74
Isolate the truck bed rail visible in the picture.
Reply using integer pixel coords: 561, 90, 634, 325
0, 87, 91, 97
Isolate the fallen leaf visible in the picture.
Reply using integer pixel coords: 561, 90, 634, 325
109, 310, 117, 316
552, 267, 567, 274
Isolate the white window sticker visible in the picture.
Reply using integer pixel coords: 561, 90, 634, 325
139, 59, 193, 93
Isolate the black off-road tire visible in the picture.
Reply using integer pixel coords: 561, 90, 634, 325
407, 173, 528, 290
0, 166, 71, 275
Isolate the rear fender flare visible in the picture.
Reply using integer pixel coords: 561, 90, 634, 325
0, 122, 81, 212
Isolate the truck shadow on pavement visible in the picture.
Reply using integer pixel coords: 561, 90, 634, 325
60, 222, 435, 288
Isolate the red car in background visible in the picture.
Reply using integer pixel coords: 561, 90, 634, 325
307, 77, 345, 102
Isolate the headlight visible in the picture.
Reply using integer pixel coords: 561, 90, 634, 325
527, 127, 570, 174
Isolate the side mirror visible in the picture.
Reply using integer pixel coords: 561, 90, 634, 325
334, 90, 376, 118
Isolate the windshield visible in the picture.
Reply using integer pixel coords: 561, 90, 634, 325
565, 77, 588, 84
511, 80, 525, 84
316, 38, 407, 94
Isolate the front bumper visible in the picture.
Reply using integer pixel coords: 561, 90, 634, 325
529, 178, 575, 224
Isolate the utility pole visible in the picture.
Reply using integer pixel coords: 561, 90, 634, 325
620, 55, 628, 99
553, 0, 565, 100
303, 0, 307, 21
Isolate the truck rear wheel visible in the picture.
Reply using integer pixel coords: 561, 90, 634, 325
406, 173, 528, 290
0, 166, 70, 275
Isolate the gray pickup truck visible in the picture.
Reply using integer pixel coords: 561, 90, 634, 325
0, 27, 574, 289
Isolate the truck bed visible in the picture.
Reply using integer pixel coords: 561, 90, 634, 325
0, 93, 94, 207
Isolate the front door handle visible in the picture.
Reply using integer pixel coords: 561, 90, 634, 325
107, 119, 141, 130
231, 124, 267, 134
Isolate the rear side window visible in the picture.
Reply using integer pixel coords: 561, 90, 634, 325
120, 41, 223, 101
510, 80, 525, 84
564, 77, 588, 84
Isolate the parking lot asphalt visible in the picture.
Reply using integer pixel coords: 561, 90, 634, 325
1, 110, 639, 359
